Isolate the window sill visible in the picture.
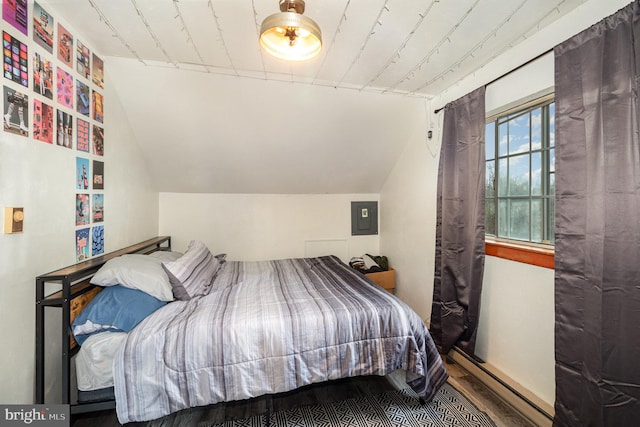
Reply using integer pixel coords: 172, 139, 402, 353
485, 240, 554, 269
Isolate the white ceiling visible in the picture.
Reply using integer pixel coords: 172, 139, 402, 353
40, 0, 589, 194
44, 0, 586, 96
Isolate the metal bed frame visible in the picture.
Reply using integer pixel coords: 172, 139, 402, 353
35, 236, 171, 414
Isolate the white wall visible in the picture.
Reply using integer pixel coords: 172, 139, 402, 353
476, 257, 555, 403
381, 0, 632, 409
0, 11, 158, 403
159, 193, 379, 263
379, 101, 440, 322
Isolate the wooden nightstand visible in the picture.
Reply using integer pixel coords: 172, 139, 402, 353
365, 268, 395, 294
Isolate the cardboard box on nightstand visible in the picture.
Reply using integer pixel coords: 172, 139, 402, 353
365, 268, 395, 293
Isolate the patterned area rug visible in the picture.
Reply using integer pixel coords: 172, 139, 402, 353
204, 383, 497, 427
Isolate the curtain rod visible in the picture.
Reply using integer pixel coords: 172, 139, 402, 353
433, 47, 554, 115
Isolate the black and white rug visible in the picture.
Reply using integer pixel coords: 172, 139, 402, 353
204, 383, 497, 427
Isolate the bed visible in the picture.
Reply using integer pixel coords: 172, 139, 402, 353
61, 238, 447, 423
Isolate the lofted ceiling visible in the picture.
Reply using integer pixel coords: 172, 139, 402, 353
40, 0, 589, 194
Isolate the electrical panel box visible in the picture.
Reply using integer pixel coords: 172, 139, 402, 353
351, 201, 378, 235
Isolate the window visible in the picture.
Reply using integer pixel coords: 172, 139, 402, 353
485, 97, 555, 247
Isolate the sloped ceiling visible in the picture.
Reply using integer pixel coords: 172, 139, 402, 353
41, 0, 588, 193
107, 57, 427, 193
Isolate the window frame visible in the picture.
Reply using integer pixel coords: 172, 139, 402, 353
485, 94, 555, 269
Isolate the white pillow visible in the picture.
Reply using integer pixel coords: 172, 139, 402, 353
162, 240, 221, 300
90, 254, 174, 301
148, 251, 183, 263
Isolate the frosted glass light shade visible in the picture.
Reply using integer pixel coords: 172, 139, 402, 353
260, 12, 322, 61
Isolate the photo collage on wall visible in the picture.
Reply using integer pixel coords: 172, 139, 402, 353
2, 0, 106, 262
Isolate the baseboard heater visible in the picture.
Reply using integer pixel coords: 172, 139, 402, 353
448, 347, 554, 427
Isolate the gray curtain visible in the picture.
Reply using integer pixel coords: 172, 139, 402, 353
431, 87, 486, 356
554, 2, 640, 426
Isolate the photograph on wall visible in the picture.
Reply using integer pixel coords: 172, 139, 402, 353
92, 225, 104, 256
33, 2, 53, 53
76, 79, 89, 116
76, 39, 90, 79
56, 109, 72, 148
3, 0, 27, 36
92, 124, 104, 156
76, 117, 89, 152
92, 160, 104, 190
33, 98, 53, 143
3, 31, 28, 87
3, 85, 28, 136
93, 160, 104, 190
57, 23, 72, 68
76, 227, 90, 262
33, 51, 53, 99
76, 193, 89, 226
56, 66, 73, 108
92, 90, 103, 123
76, 157, 89, 190
92, 194, 104, 223
91, 52, 103, 88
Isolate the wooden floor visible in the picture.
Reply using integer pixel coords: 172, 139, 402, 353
71, 358, 537, 427
444, 360, 538, 427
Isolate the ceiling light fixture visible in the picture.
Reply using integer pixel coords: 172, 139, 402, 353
259, 0, 322, 61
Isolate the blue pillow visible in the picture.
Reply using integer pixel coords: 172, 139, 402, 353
72, 285, 166, 345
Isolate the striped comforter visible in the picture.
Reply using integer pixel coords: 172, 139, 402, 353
113, 256, 448, 423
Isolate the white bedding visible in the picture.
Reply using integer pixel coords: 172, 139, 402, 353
75, 331, 127, 391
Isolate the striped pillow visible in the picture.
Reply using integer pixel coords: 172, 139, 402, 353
162, 240, 221, 300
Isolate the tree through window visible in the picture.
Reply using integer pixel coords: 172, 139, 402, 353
485, 98, 555, 245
